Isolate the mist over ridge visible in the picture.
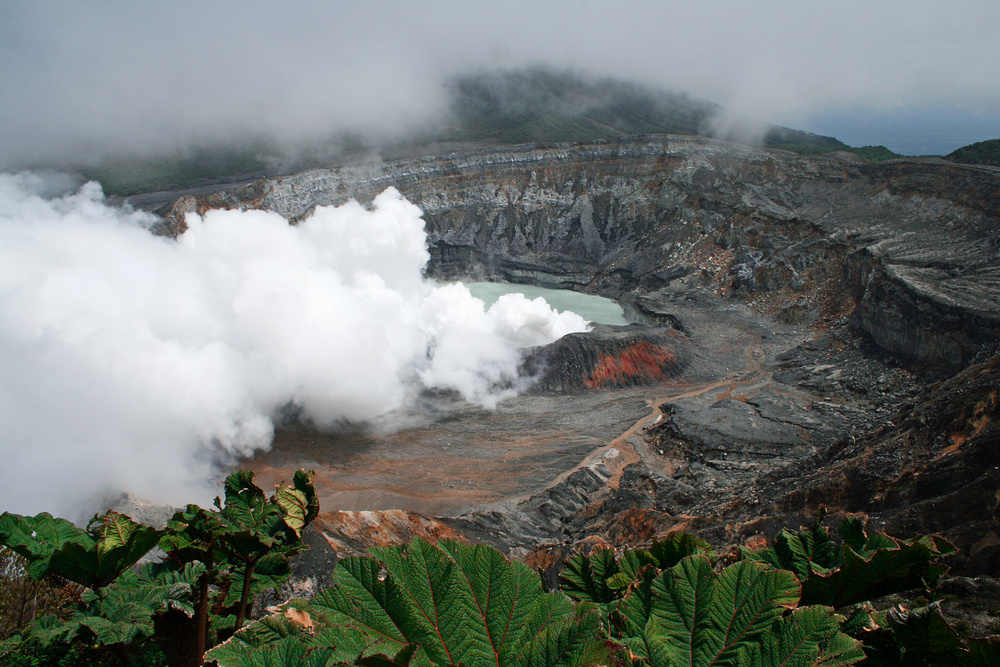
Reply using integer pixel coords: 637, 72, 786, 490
24, 64, 997, 200
43, 67, 864, 198
3, 1, 999, 176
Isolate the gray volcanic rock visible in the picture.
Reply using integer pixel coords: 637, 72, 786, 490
711, 352, 1000, 576
105, 493, 181, 529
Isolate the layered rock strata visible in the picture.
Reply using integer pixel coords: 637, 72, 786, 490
164, 137, 1000, 374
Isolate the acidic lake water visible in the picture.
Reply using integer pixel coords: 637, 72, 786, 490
465, 282, 629, 326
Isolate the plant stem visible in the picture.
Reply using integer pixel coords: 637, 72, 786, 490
235, 562, 256, 630
194, 553, 213, 666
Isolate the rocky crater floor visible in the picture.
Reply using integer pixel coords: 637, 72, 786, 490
155, 136, 1000, 580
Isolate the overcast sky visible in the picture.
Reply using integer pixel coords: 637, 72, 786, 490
2, 0, 999, 165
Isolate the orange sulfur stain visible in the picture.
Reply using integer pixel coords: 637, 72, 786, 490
584, 341, 678, 389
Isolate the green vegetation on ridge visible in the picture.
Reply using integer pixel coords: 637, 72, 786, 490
78, 145, 273, 197
947, 138, 1000, 166
441, 67, 720, 144
845, 145, 903, 162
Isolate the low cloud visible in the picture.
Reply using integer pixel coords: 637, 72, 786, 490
2, 1, 999, 167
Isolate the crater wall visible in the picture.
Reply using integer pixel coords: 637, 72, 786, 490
166, 136, 1000, 375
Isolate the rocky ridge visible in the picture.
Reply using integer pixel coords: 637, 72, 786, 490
159, 136, 1000, 579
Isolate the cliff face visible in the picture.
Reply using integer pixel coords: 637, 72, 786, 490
166, 137, 1000, 375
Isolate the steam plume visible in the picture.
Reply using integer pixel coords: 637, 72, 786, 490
0, 173, 588, 518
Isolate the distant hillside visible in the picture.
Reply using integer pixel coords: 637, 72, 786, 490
81, 68, 875, 196
763, 126, 848, 154
80, 145, 273, 197
843, 145, 903, 162
947, 138, 1000, 166
441, 68, 720, 143
441, 68, 851, 158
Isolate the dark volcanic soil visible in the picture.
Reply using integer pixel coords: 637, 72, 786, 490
248, 388, 649, 516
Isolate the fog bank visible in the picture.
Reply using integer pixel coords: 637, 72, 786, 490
2, 1, 999, 166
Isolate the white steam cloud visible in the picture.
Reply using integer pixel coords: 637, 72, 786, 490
0, 174, 588, 518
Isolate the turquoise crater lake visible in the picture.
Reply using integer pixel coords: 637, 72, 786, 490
465, 282, 629, 326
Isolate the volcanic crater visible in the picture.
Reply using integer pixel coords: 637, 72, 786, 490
162, 135, 1000, 572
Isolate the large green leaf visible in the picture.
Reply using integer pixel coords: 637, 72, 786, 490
885, 603, 1000, 667
0, 510, 161, 589
617, 533, 713, 591
137, 559, 206, 617
19, 563, 200, 651
163, 471, 318, 635
275, 470, 320, 539
559, 547, 621, 608
559, 532, 712, 608
739, 606, 866, 667
223, 552, 294, 607
24, 612, 84, 645
741, 514, 955, 611
640, 532, 714, 570
78, 586, 157, 646
438, 539, 604, 666
773, 517, 840, 581
0, 635, 23, 658
294, 555, 412, 664
800, 532, 955, 609
351, 644, 421, 667
515, 601, 607, 667
966, 637, 1000, 667
222, 538, 607, 666
886, 603, 961, 666
836, 517, 868, 553
162, 503, 227, 563
209, 470, 318, 572
52, 512, 163, 589
0, 512, 91, 579
216, 471, 287, 564
209, 634, 335, 667
740, 510, 839, 582
618, 554, 862, 667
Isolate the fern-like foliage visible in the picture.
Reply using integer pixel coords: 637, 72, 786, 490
559, 532, 712, 610
19, 559, 204, 654
0, 510, 162, 589
882, 602, 1000, 667
209, 538, 609, 667
618, 554, 864, 666
741, 511, 955, 610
